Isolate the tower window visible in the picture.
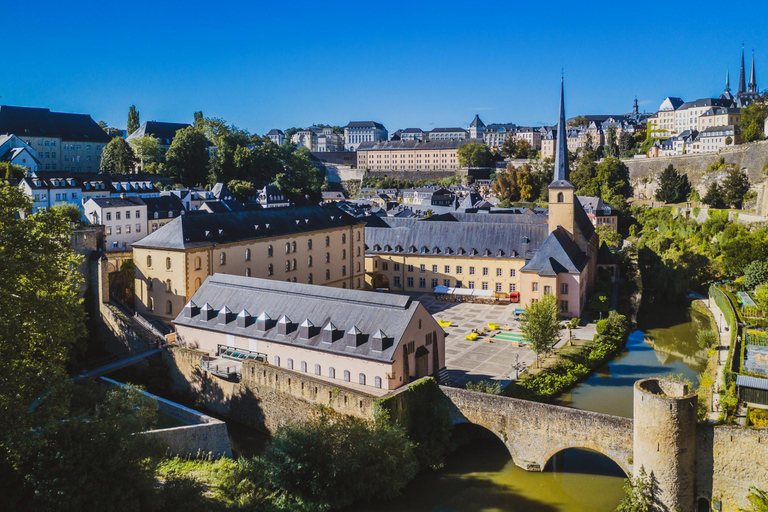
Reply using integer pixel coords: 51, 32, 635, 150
557, 192, 564, 203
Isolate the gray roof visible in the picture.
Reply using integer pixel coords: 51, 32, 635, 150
346, 121, 386, 130
429, 127, 468, 133
0, 105, 111, 143
133, 204, 362, 250
469, 115, 485, 128
126, 121, 191, 145
175, 274, 426, 363
365, 214, 548, 260
142, 195, 186, 219
87, 196, 145, 208
266, 129, 284, 136
737, 374, 768, 391
520, 227, 587, 275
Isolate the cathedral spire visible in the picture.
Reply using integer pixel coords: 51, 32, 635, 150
749, 49, 757, 93
551, 76, 571, 186
738, 45, 747, 94
725, 68, 731, 92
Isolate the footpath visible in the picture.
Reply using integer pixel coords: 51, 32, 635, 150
704, 295, 731, 422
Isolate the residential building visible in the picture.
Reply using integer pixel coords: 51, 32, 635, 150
515, 126, 543, 151
365, 78, 598, 317
356, 139, 475, 171
132, 204, 366, 320
84, 196, 147, 251
647, 97, 684, 139
162, 188, 216, 211
0, 134, 40, 171
344, 122, 388, 152
257, 185, 290, 208
483, 123, 516, 149
174, 274, 445, 390
291, 126, 343, 153
697, 108, 741, 131
0, 105, 111, 172
577, 196, 619, 233
143, 195, 186, 233
266, 129, 285, 145
468, 115, 485, 139
392, 128, 425, 141
427, 128, 468, 141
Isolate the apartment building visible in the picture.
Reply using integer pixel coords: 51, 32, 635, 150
577, 195, 619, 233
483, 123, 516, 149
356, 139, 474, 171
427, 128, 468, 141
132, 204, 366, 320
142, 195, 186, 233
83, 196, 147, 251
392, 128, 425, 141
0, 134, 40, 171
697, 108, 741, 131
0, 105, 111, 172
266, 129, 285, 145
515, 126, 543, 150
174, 274, 445, 390
344, 122, 388, 151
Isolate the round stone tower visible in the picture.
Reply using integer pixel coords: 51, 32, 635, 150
633, 378, 697, 512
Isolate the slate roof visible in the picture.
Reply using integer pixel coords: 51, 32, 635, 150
678, 98, 732, 110
126, 121, 191, 145
520, 227, 588, 275
0, 105, 111, 143
469, 115, 485, 128
133, 204, 362, 250
86, 196, 145, 208
142, 195, 186, 220
577, 195, 618, 216
429, 127, 468, 133
364, 214, 548, 260
266, 129, 284, 136
175, 274, 424, 363
346, 121, 386, 130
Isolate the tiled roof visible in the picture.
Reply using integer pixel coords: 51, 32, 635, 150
0, 105, 111, 143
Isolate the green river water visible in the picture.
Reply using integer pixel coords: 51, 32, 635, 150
221, 300, 710, 512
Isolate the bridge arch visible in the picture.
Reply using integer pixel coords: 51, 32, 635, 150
542, 445, 631, 477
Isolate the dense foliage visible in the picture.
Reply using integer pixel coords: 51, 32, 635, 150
616, 466, 658, 512
739, 96, 768, 143
100, 137, 138, 174
655, 164, 691, 204
457, 141, 492, 167
127, 105, 140, 135
491, 162, 553, 204
465, 380, 503, 394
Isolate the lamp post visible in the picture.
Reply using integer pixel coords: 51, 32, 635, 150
515, 354, 519, 379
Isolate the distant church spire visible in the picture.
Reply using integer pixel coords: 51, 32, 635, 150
633, 96, 639, 115
749, 49, 758, 93
551, 76, 572, 186
725, 68, 731, 92
739, 45, 747, 94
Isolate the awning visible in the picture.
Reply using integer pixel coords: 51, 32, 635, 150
737, 374, 768, 391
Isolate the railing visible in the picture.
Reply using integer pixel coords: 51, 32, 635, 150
217, 345, 268, 363
134, 312, 169, 341
199, 358, 241, 379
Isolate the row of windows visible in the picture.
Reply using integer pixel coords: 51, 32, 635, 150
105, 209, 141, 221
380, 261, 517, 277
275, 357, 382, 388
106, 224, 141, 236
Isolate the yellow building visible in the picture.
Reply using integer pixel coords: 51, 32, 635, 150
356, 139, 478, 171
133, 204, 366, 321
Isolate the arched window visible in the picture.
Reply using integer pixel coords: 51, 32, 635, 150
268, 245, 273, 257
557, 192, 564, 203
342, 265, 346, 276
166, 279, 172, 292
245, 268, 251, 277
357, 247, 361, 257
357, 278, 361, 288
166, 257, 171, 269
147, 255, 152, 267
308, 239, 313, 250
285, 242, 290, 254
326, 269, 330, 280
308, 273, 313, 284
342, 283, 346, 289
342, 249, 346, 260
291, 241, 297, 253
148, 297, 154, 311
325, 252, 330, 263
166, 300, 173, 315
358, 373, 366, 385
274, 355, 280, 366
325, 236, 330, 247
195, 277, 201, 291
314, 364, 321, 375
285, 261, 290, 272
374, 376, 382, 388
357, 262, 360, 272
329, 367, 335, 379
147, 279, 153, 291
292, 259, 297, 271
343, 370, 350, 382
245, 249, 251, 261
219, 253, 226, 265
357, 231, 361, 241
194, 256, 201, 270
268, 264, 274, 276
301, 361, 307, 372
308, 255, 313, 267
342, 234, 346, 244
287, 358, 293, 369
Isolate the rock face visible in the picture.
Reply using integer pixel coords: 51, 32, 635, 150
625, 140, 768, 199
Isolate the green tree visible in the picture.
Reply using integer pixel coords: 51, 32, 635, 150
740, 487, 768, 511
127, 105, 140, 135
492, 165, 521, 202
616, 465, 658, 512
597, 225, 622, 249
513, 138, 532, 158
260, 412, 418, 509
165, 126, 210, 186
227, 179, 255, 202
743, 260, 768, 289
100, 137, 138, 174
193, 110, 204, 129
465, 380, 503, 394
520, 293, 561, 367
618, 131, 635, 158
457, 141, 492, 167
702, 182, 726, 208
604, 125, 618, 158
756, 284, 768, 315
51, 203, 82, 224
655, 164, 691, 204
131, 135, 162, 168
739, 99, 768, 143
273, 147, 324, 201
722, 168, 750, 209
568, 115, 588, 127
3, 162, 26, 180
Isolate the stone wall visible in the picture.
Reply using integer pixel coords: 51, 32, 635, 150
439, 386, 634, 475
163, 346, 377, 434
625, 140, 768, 199
363, 169, 467, 182
325, 164, 364, 183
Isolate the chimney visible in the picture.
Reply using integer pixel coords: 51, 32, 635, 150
346, 326, 365, 347
200, 303, 216, 321
299, 319, 315, 339
236, 309, 252, 328
256, 312, 272, 331
371, 329, 390, 351
184, 300, 199, 318
277, 315, 294, 335
218, 306, 234, 324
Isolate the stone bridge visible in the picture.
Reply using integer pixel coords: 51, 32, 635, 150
440, 386, 634, 475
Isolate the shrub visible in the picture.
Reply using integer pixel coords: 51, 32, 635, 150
569, 317, 581, 329
465, 380, 503, 395
749, 408, 768, 427
696, 329, 719, 349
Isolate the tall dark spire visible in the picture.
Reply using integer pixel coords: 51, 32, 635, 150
739, 45, 747, 94
551, 76, 572, 186
725, 68, 731, 92
749, 49, 757, 93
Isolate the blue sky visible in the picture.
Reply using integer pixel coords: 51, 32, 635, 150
4, 0, 766, 135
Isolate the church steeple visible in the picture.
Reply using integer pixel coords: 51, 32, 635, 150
725, 68, 731, 92
739, 45, 747, 94
633, 96, 639, 115
749, 49, 758, 93
551, 76, 572, 187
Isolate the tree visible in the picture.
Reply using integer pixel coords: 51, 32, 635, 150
619, 131, 635, 158
702, 182, 726, 208
741, 487, 768, 512
227, 179, 255, 203
597, 225, 622, 249
616, 466, 658, 512
127, 105, 140, 135
568, 115, 588, 127
100, 137, 138, 174
260, 412, 418, 509
131, 135, 161, 169
739, 99, 768, 143
722, 168, 750, 209
756, 284, 768, 315
520, 293, 560, 367
51, 203, 82, 224
743, 260, 768, 289
604, 125, 618, 158
655, 165, 690, 204
465, 380, 503, 394
457, 141, 491, 168
3, 162, 25, 180
500, 136, 517, 159
492, 165, 521, 202
165, 126, 210, 186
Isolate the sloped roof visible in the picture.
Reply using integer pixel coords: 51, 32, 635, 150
597, 242, 617, 265
86, 196, 145, 208
0, 105, 111, 143
266, 129, 284, 136
126, 121, 191, 145
346, 121, 386, 130
133, 204, 362, 250
469, 115, 485, 128
175, 274, 424, 363
520, 227, 587, 275
142, 195, 185, 219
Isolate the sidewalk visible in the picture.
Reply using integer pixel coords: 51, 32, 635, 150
705, 296, 731, 422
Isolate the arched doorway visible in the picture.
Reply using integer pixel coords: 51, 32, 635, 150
697, 497, 711, 512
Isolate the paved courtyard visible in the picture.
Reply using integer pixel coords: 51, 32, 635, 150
412, 294, 537, 388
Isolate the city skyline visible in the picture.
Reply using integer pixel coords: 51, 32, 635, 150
3, 0, 766, 135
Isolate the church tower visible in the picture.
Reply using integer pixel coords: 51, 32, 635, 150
548, 77, 576, 238
749, 49, 758, 93
738, 45, 747, 94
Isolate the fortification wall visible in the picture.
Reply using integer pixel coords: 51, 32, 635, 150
625, 140, 768, 199
363, 169, 467, 181
163, 346, 377, 434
